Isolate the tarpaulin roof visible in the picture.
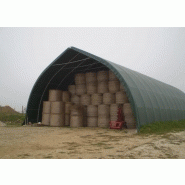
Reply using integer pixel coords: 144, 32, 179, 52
26, 47, 185, 130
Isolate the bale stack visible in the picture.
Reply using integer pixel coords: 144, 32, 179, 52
65, 102, 72, 126
123, 103, 136, 129
97, 71, 109, 93
75, 73, 86, 95
42, 89, 63, 126
107, 71, 121, 122
50, 101, 65, 127
87, 105, 98, 127
110, 104, 120, 121
66, 70, 135, 128
86, 72, 97, 94
42, 69, 136, 129
108, 71, 120, 93
98, 105, 110, 127
41, 89, 70, 127
70, 105, 84, 127
42, 101, 51, 126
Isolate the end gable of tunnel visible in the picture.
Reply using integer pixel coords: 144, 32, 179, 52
26, 47, 185, 130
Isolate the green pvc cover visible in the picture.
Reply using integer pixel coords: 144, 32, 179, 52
26, 47, 185, 130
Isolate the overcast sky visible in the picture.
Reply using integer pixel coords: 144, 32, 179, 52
0, 27, 185, 112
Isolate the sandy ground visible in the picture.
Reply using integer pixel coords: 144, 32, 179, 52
0, 126, 185, 159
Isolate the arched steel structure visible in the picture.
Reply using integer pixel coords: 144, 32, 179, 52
26, 47, 185, 130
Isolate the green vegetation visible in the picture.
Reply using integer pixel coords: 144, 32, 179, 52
139, 120, 185, 134
0, 112, 25, 127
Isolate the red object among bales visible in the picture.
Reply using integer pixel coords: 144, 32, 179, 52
109, 105, 126, 129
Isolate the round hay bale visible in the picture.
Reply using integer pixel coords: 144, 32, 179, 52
123, 103, 133, 116
51, 101, 65, 114
120, 83, 125, 91
70, 115, 83, 127
70, 105, 84, 116
68, 85, 76, 95
87, 105, 98, 116
108, 81, 120, 93
48, 89, 62, 101
86, 82, 97, 94
98, 104, 110, 116
98, 116, 110, 128
97, 81, 108, 93
62, 91, 70, 102
75, 73, 86, 85
109, 70, 119, 81
65, 114, 70, 126
110, 104, 123, 116
97, 71, 108, 82
50, 113, 65, 127
42, 113, 50, 126
80, 94, 91, 105
65, 102, 73, 114
76, 84, 86, 95
110, 115, 118, 121
91, 93, 103, 105
116, 91, 129, 104
42, 101, 51, 114
125, 115, 136, 129
103, 93, 115, 105
71, 95, 80, 105
87, 117, 98, 127
85, 72, 97, 83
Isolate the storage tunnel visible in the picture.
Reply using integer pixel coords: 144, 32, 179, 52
26, 47, 185, 130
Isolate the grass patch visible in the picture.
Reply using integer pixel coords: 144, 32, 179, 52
43, 155, 53, 159
104, 146, 114, 149
139, 120, 185, 135
0, 112, 25, 127
59, 151, 66, 154
91, 142, 108, 146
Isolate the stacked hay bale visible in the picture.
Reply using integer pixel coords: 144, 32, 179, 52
42, 70, 136, 129
123, 103, 136, 129
87, 105, 98, 127
42, 90, 63, 126
98, 104, 110, 127
85, 72, 98, 127
42, 101, 51, 126
68, 70, 136, 129
96, 71, 109, 127
65, 102, 72, 126
49, 90, 65, 127
108, 71, 120, 122
70, 105, 84, 127
50, 101, 65, 127
80, 94, 91, 127
86, 72, 97, 94
68, 73, 87, 127
41, 89, 71, 127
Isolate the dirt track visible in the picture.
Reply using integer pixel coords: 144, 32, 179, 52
0, 126, 185, 159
